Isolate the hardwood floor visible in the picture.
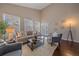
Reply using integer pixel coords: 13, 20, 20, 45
53, 40, 79, 56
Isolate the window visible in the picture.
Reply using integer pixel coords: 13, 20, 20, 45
34, 21, 40, 33
3, 13, 20, 32
24, 18, 33, 32
41, 22, 48, 35
24, 18, 41, 34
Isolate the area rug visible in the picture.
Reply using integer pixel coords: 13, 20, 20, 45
22, 39, 58, 56
27, 40, 44, 51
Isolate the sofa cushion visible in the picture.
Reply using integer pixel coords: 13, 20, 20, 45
0, 43, 22, 56
0, 46, 5, 56
3, 50, 21, 56
4, 43, 22, 54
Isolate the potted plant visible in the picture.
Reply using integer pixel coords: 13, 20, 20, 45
0, 20, 8, 41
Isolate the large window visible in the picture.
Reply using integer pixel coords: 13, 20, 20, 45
34, 21, 40, 33
3, 13, 48, 36
24, 18, 40, 34
3, 13, 20, 32
24, 18, 48, 35
41, 22, 48, 35
24, 18, 33, 32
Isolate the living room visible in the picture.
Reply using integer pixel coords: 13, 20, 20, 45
0, 3, 79, 56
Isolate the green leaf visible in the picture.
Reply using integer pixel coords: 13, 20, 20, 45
0, 20, 8, 34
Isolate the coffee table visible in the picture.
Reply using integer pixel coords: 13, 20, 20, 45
27, 40, 43, 51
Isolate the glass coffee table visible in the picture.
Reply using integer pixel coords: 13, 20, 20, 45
27, 39, 44, 51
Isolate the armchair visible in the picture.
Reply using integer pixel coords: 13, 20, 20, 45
51, 34, 62, 46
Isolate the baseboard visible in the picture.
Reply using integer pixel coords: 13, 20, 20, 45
62, 38, 79, 43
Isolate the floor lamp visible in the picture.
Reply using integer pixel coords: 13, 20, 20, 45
62, 17, 78, 42
6, 26, 14, 41
67, 24, 73, 42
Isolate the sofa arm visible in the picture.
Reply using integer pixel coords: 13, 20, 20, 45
0, 46, 5, 56
4, 43, 22, 54
0, 42, 22, 56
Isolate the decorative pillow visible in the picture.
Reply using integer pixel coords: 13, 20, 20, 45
27, 31, 33, 35
16, 32, 22, 38
52, 32, 58, 37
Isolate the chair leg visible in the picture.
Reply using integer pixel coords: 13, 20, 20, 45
51, 38, 53, 46
59, 41, 61, 47
51, 43, 53, 46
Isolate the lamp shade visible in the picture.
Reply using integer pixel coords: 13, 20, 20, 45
6, 26, 14, 33
62, 17, 78, 28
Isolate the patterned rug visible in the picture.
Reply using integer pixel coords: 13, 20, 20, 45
22, 39, 58, 56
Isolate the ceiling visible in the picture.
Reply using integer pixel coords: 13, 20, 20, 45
13, 3, 51, 10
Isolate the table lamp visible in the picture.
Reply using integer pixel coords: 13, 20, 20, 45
6, 26, 14, 41
62, 17, 78, 42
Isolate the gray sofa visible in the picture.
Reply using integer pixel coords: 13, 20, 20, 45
0, 42, 22, 56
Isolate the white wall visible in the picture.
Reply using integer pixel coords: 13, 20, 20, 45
41, 4, 79, 42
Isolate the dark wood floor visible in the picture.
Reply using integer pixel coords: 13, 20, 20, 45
53, 40, 79, 56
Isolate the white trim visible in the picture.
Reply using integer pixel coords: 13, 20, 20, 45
62, 38, 79, 43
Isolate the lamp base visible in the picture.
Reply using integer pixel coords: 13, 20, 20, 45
67, 28, 74, 43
